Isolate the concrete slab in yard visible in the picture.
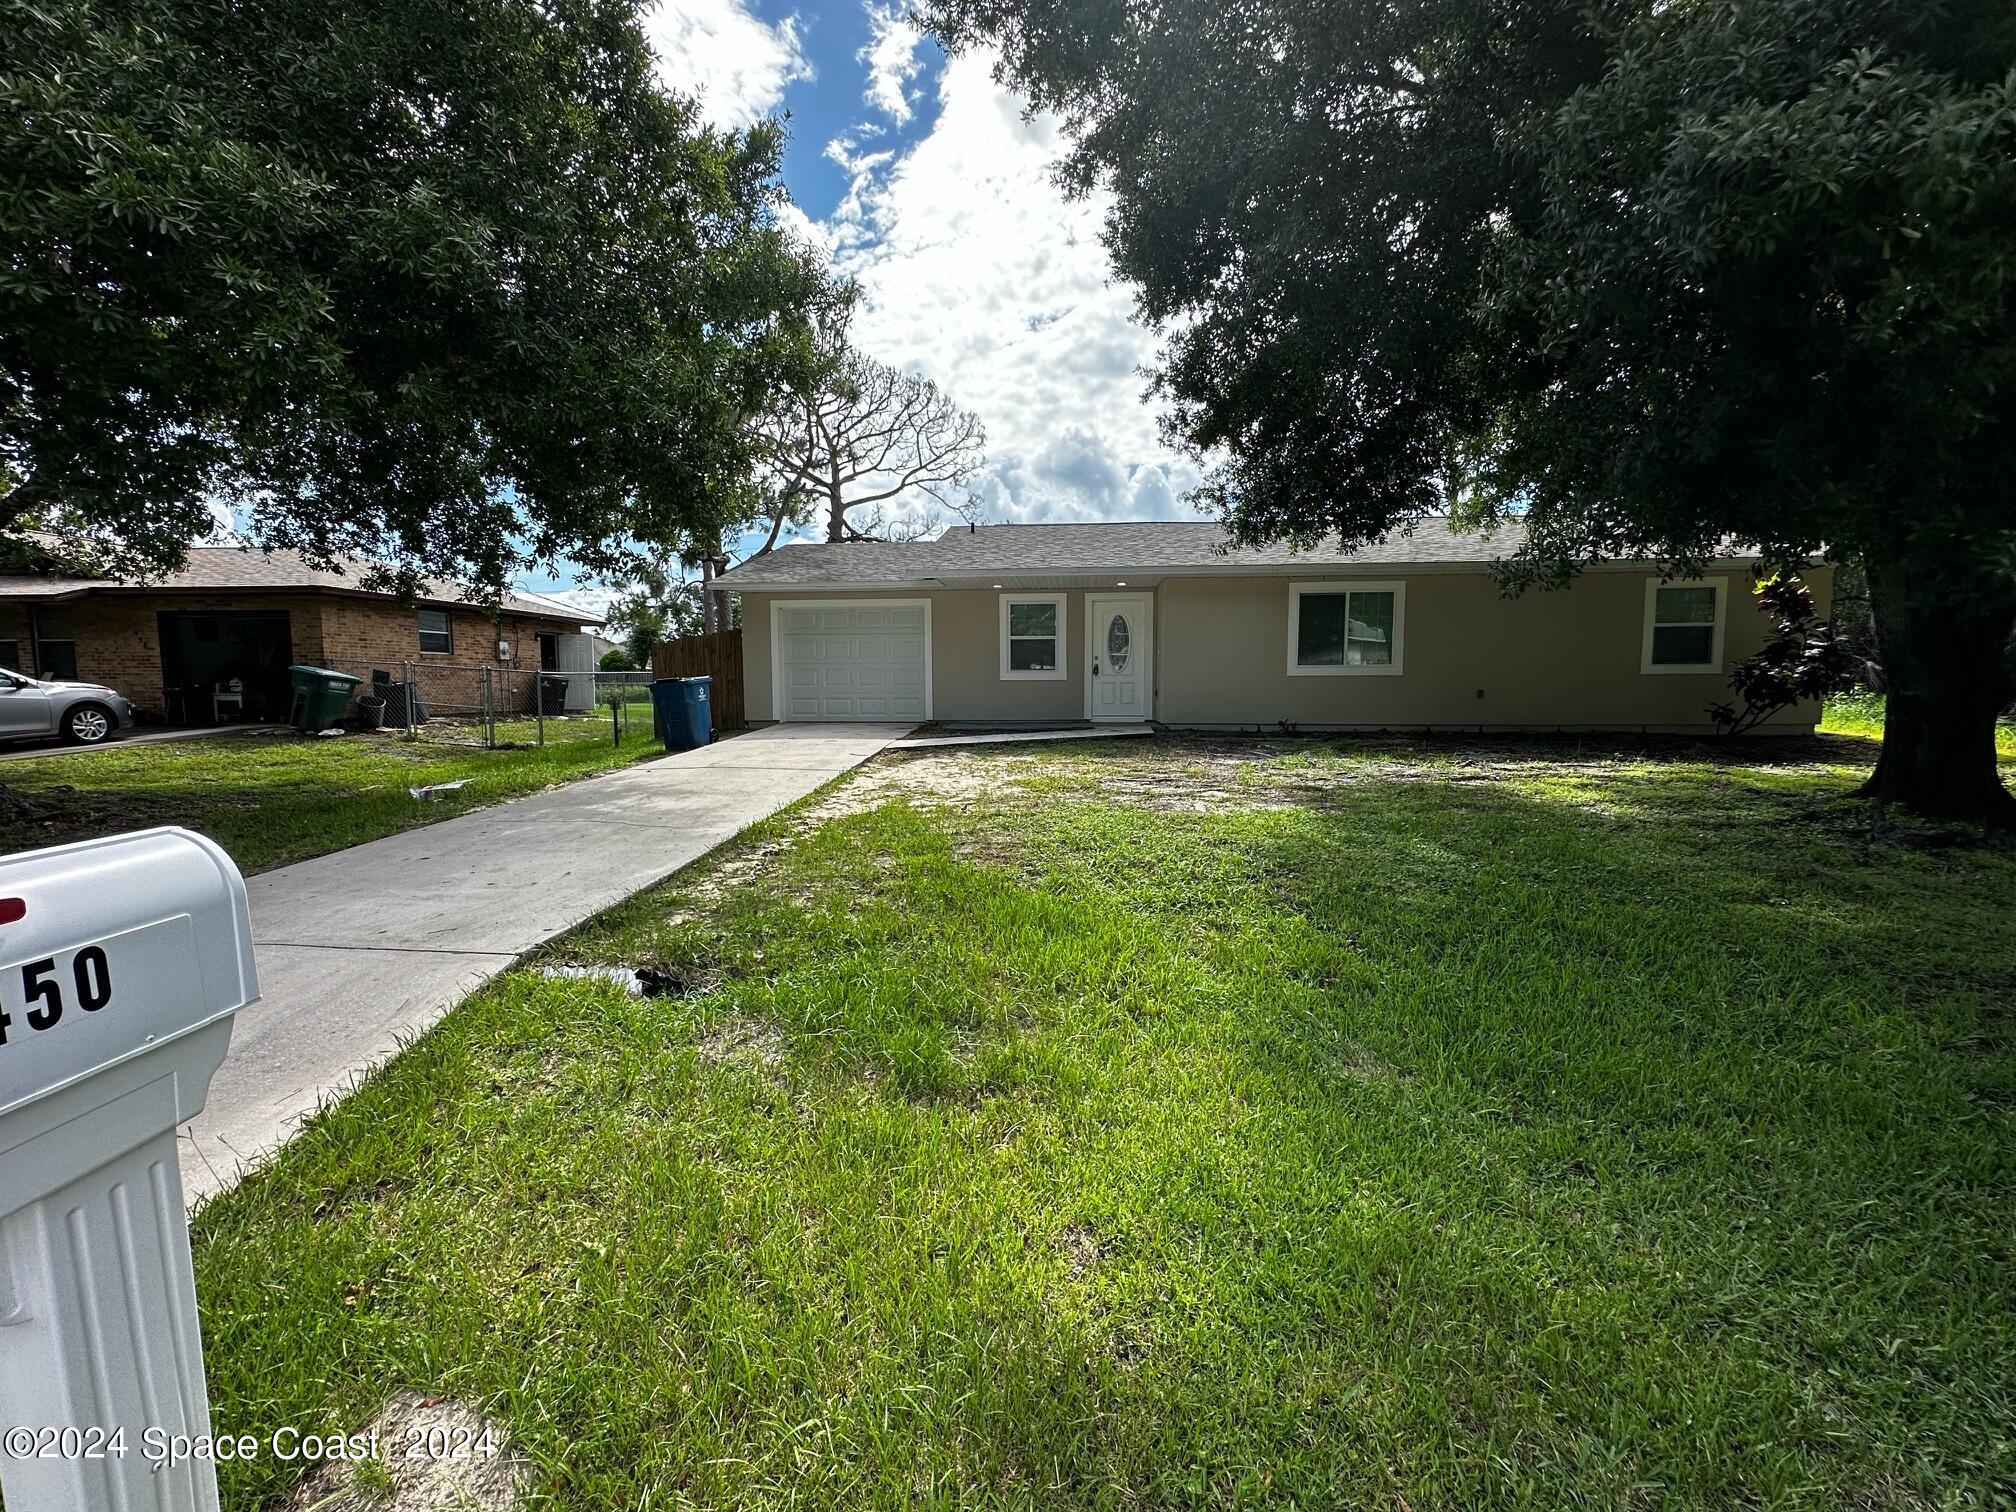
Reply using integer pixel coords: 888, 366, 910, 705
888, 725, 1155, 749
181, 723, 911, 1203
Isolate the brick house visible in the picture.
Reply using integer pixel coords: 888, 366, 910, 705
0, 545, 598, 724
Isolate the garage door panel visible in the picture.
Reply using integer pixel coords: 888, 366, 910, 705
775, 602, 929, 722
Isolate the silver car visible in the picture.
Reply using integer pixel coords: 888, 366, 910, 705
0, 669, 138, 745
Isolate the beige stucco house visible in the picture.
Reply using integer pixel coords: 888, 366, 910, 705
722, 520, 1830, 732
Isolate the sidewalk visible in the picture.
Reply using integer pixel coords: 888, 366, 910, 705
182, 724, 911, 1203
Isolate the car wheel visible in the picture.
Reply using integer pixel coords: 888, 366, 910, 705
62, 704, 115, 745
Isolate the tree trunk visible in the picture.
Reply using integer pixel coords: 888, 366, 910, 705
1855, 550, 2016, 827
825, 460, 846, 542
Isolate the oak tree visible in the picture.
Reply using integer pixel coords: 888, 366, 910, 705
924, 0, 2016, 823
2, 0, 829, 593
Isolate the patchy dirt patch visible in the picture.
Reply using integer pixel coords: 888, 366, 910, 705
1334, 1043, 1408, 1083
269, 1392, 518, 1512
1056, 1223, 1110, 1278
694, 1016, 787, 1066
799, 749, 1050, 824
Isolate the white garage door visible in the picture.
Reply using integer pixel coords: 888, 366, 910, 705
776, 602, 930, 721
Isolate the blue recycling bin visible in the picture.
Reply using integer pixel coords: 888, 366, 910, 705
651, 676, 713, 750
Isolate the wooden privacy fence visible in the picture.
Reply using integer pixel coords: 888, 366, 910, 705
651, 628, 746, 730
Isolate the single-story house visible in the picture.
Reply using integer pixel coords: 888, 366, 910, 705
0, 543, 599, 724
721, 519, 1832, 732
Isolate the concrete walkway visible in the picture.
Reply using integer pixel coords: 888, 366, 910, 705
889, 725, 1155, 749
181, 723, 911, 1203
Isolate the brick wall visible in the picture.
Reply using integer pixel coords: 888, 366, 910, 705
314, 600, 560, 673
50, 594, 327, 718
0, 592, 578, 721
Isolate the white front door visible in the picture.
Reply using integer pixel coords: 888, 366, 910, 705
1086, 594, 1151, 722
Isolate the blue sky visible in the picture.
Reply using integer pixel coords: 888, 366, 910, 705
514, 0, 1200, 616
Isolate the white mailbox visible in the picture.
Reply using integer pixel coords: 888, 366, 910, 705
0, 827, 257, 1512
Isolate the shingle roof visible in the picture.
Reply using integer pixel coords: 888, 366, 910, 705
0, 545, 598, 624
722, 518, 1532, 587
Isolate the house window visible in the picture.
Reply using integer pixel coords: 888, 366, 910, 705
418, 609, 453, 655
0, 606, 22, 672
1641, 578, 1725, 673
1287, 582, 1405, 676
999, 593, 1066, 679
31, 606, 76, 681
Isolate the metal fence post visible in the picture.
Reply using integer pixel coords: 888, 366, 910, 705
535, 669, 544, 747
480, 666, 493, 748
403, 660, 417, 741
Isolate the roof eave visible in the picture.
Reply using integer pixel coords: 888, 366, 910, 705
722, 555, 1770, 593
0, 579, 600, 624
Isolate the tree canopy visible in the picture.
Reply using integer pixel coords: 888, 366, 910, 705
1, 0, 832, 592
923, 0, 2016, 820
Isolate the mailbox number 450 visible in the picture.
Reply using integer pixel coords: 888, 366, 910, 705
0, 948, 113, 1045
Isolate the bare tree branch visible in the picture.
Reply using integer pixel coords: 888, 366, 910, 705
751, 331, 987, 547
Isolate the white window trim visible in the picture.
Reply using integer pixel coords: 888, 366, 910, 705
766, 597, 934, 723
1640, 576, 1727, 675
1286, 580, 1406, 677
998, 592, 1067, 680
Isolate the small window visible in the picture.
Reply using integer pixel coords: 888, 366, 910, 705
31, 606, 76, 680
999, 594, 1065, 680
1288, 582, 1405, 676
1642, 578, 1724, 673
418, 609, 453, 655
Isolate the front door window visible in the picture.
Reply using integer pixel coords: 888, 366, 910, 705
1106, 614, 1130, 672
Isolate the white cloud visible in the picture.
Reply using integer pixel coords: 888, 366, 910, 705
643, 0, 812, 131
529, 584, 620, 621
859, 3, 924, 125
815, 50, 1201, 529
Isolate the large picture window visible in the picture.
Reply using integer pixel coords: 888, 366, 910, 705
999, 594, 1066, 679
418, 608, 453, 655
1287, 582, 1405, 676
1641, 579, 1725, 673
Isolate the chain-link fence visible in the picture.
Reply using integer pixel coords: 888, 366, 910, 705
315, 660, 657, 749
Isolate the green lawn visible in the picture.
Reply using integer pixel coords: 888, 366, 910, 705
0, 718, 659, 872
1820, 687, 2016, 756
191, 731, 2015, 1508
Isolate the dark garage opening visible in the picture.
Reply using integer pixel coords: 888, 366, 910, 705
158, 610, 294, 724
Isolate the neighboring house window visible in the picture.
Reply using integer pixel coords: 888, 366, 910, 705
32, 606, 76, 681
1287, 582, 1405, 675
418, 609, 453, 654
0, 606, 21, 672
1641, 578, 1725, 673
999, 593, 1066, 679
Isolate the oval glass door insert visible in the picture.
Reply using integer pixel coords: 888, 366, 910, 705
1106, 614, 1130, 671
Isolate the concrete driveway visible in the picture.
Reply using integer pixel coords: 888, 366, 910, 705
181, 723, 910, 1202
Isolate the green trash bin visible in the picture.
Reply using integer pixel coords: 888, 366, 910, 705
287, 665, 362, 732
